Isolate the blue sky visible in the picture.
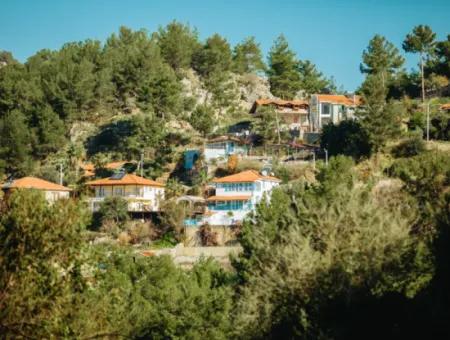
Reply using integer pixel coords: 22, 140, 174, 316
1, 0, 449, 91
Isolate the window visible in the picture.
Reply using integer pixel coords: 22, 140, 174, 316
98, 187, 105, 197
321, 103, 331, 116
114, 187, 124, 196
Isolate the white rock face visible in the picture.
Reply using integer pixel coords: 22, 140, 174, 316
180, 69, 274, 115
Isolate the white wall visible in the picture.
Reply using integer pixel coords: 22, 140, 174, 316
91, 185, 164, 212
44, 190, 70, 203
204, 142, 248, 162
204, 179, 279, 226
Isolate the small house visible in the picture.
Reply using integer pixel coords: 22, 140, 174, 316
86, 173, 165, 212
81, 161, 131, 178
203, 170, 281, 226
204, 136, 249, 163
250, 99, 310, 133
1, 177, 72, 202
309, 94, 362, 131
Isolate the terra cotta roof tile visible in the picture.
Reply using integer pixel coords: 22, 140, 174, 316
2, 177, 72, 191
86, 174, 164, 187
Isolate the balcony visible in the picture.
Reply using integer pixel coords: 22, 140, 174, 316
88, 196, 158, 212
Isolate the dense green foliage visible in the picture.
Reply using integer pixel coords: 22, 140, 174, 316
361, 34, 404, 90
1, 21, 450, 340
232, 36, 266, 74
0, 190, 89, 338
321, 120, 372, 160
233, 156, 433, 339
267, 35, 303, 99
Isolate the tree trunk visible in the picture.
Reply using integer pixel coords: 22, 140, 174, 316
275, 111, 281, 144
421, 53, 425, 103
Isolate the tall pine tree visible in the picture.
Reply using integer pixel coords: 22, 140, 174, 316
232, 37, 266, 74
361, 34, 404, 91
267, 35, 302, 99
403, 25, 436, 102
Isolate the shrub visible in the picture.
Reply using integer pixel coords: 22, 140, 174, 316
199, 224, 218, 246
99, 218, 121, 237
274, 164, 314, 184
227, 154, 239, 173
97, 196, 129, 224
392, 135, 425, 158
320, 120, 372, 160
233, 178, 432, 339
236, 159, 263, 172
127, 221, 155, 244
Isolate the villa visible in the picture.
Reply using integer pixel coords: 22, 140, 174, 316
309, 94, 362, 131
204, 136, 249, 163
201, 170, 281, 226
1, 177, 72, 203
86, 172, 165, 212
250, 99, 310, 133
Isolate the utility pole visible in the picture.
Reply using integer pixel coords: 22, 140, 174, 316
426, 102, 430, 142
140, 150, 144, 177
324, 149, 328, 166
59, 164, 63, 185
275, 110, 281, 145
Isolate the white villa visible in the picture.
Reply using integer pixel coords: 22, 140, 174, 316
309, 94, 362, 131
201, 170, 281, 226
1, 177, 72, 203
86, 173, 165, 212
204, 136, 249, 163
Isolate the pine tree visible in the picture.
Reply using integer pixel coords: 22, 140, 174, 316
31, 105, 66, 157
361, 34, 404, 90
156, 20, 201, 70
0, 110, 33, 176
232, 37, 266, 74
403, 25, 436, 102
267, 35, 302, 99
193, 33, 232, 78
298, 60, 331, 94
189, 104, 215, 136
357, 74, 402, 152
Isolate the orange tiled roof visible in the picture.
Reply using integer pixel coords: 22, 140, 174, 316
316, 94, 362, 106
440, 103, 450, 110
255, 99, 309, 106
81, 161, 130, 177
2, 177, 72, 191
251, 98, 309, 113
206, 195, 251, 201
213, 170, 281, 183
86, 174, 164, 187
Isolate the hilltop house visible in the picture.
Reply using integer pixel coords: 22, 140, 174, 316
86, 173, 165, 212
1, 177, 71, 202
201, 170, 281, 226
309, 94, 362, 131
250, 99, 310, 134
204, 136, 249, 162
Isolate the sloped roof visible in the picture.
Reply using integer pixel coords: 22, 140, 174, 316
440, 103, 450, 110
212, 170, 281, 183
86, 174, 164, 187
2, 177, 72, 191
207, 135, 249, 144
250, 98, 309, 113
206, 195, 251, 201
255, 99, 309, 106
316, 94, 362, 106
81, 161, 131, 177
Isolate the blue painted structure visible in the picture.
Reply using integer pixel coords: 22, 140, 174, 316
184, 150, 200, 170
